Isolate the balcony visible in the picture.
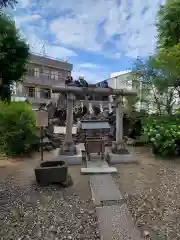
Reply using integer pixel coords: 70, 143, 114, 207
23, 75, 66, 87
27, 96, 50, 105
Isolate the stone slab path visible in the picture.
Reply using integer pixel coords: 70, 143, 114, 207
96, 204, 143, 240
90, 175, 123, 204
89, 173, 143, 240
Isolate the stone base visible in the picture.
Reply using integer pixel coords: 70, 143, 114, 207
81, 158, 117, 174
55, 144, 83, 165
108, 152, 136, 164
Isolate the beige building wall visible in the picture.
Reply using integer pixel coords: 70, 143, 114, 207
16, 53, 73, 108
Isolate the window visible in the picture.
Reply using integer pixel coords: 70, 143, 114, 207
40, 88, 51, 99
27, 68, 35, 76
58, 72, 62, 80
34, 68, 40, 77
44, 70, 51, 79
28, 87, 35, 98
60, 72, 67, 79
40, 67, 43, 74
47, 71, 51, 79
51, 71, 58, 80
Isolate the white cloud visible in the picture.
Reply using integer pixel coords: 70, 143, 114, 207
14, 14, 41, 28
72, 62, 108, 82
104, 0, 166, 58
49, 0, 114, 51
19, 27, 77, 59
30, 40, 77, 60
72, 67, 108, 83
14, 0, 167, 59
16, 0, 31, 8
50, 15, 100, 51
79, 63, 102, 69
12, 0, 168, 82
49, 0, 166, 58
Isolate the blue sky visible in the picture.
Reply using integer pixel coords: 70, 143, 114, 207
11, 0, 166, 82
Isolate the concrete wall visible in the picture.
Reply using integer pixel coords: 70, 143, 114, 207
15, 53, 72, 107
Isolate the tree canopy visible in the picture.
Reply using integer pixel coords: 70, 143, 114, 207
129, 0, 180, 115
156, 0, 180, 49
0, 14, 30, 102
0, 0, 17, 8
131, 43, 180, 114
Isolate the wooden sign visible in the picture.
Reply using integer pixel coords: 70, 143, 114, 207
36, 109, 49, 127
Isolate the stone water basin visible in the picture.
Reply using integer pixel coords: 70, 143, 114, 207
34, 160, 68, 185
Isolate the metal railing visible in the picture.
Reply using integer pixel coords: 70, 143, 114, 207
23, 75, 66, 86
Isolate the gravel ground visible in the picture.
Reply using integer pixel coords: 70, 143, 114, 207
113, 147, 180, 240
0, 153, 100, 240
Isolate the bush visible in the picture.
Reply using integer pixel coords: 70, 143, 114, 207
125, 110, 148, 139
143, 115, 180, 157
0, 101, 39, 156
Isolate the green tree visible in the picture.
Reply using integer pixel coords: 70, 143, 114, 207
132, 53, 179, 115
0, 0, 17, 8
157, 0, 180, 49
155, 43, 180, 99
0, 14, 30, 102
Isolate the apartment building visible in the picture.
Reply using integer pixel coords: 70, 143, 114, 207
94, 70, 138, 112
107, 70, 144, 111
16, 53, 73, 109
107, 71, 180, 114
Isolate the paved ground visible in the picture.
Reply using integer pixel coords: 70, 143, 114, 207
3, 145, 175, 239
0, 152, 100, 240
89, 172, 143, 239
114, 146, 180, 240
96, 204, 143, 240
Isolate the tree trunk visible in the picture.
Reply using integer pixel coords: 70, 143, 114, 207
0, 83, 11, 103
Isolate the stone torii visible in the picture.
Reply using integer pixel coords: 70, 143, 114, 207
52, 86, 137, 157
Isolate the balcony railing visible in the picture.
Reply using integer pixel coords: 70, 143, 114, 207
23, 75, 66, 86
27, 97, 50, 104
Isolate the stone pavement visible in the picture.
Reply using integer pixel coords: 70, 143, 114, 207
96, 204, 143, 240
89, 173, 143, 240
90, 175, 123, 205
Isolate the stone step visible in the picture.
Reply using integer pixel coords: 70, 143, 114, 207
96, 204, 143, 240
81, 167, 117, 174
90, 174, 123, 204
87, 159, 109, 168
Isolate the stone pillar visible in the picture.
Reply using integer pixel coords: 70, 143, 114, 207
84, 95, 89, 110
35, 87, 40, 98
62, 92, 76, 153
65, 92, 74, 143
89, 102, 93, 113
112, 94, 126, 152
108, 103, 112, 112
100, 102, 103, 112
81, 101, 84, 108
116, 95, 123, 144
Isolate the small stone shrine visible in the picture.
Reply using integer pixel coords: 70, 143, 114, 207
52, 83, 137, 171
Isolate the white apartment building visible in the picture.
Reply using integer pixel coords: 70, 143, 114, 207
105, 70, 146, 111
107, 71, 180, 114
